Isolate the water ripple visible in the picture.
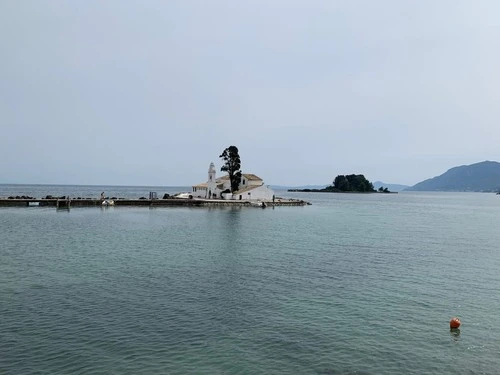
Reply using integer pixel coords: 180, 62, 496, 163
1, 192, 500, 374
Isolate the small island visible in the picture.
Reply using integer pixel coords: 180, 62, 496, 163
288, 174, 394, 193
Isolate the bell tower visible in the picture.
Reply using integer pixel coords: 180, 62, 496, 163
207, 162, 216, 198
208, 162, 216, 182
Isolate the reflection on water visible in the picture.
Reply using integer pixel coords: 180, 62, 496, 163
450, 328, 461, 341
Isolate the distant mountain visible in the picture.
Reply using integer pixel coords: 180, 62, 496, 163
372, 181, 409, 192
406, 161, 500, 192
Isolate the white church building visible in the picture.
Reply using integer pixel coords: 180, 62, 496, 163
192, 162, 275, 201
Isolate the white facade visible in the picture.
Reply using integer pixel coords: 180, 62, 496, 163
192, 162, 275, 201
191, 184, 208, 198
231, 184, 275, 201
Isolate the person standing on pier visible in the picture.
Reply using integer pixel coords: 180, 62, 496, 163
100, 192, 105, 200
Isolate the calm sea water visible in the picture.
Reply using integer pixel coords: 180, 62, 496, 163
1, 185, 500, 374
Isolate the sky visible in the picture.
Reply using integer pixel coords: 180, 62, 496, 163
1, 1, 499, 187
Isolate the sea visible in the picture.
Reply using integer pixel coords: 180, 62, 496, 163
1, 184, 499, 375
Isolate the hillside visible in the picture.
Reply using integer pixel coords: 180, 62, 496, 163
406, 161, 500, 192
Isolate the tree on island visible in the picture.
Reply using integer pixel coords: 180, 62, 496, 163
220, 145, 242, 193
287, 173, 377, 193
331, 174, 375, 192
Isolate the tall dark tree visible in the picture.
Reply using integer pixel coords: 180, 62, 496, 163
220, 146, 242, 193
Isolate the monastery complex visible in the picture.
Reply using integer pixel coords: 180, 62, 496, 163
191, 162, 275, 201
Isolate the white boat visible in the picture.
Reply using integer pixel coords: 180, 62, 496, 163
173, 192, 193, 199
102, 199, 115, 206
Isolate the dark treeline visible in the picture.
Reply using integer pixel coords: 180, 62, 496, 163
288, 174, 384, 193
327, 174, 375, 192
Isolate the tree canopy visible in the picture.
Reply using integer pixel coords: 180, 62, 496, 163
330, 174, 375, 192
219, 146, 242, 193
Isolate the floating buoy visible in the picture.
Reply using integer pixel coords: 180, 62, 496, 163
450, 317, 461, 329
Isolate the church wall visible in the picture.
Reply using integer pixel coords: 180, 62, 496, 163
233, 185, 275, 201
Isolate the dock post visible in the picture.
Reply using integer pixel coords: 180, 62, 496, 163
149, 192, 157, 207
56, 197, 71, 210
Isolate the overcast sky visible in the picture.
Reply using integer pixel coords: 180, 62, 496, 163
1, 1, 499, 186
